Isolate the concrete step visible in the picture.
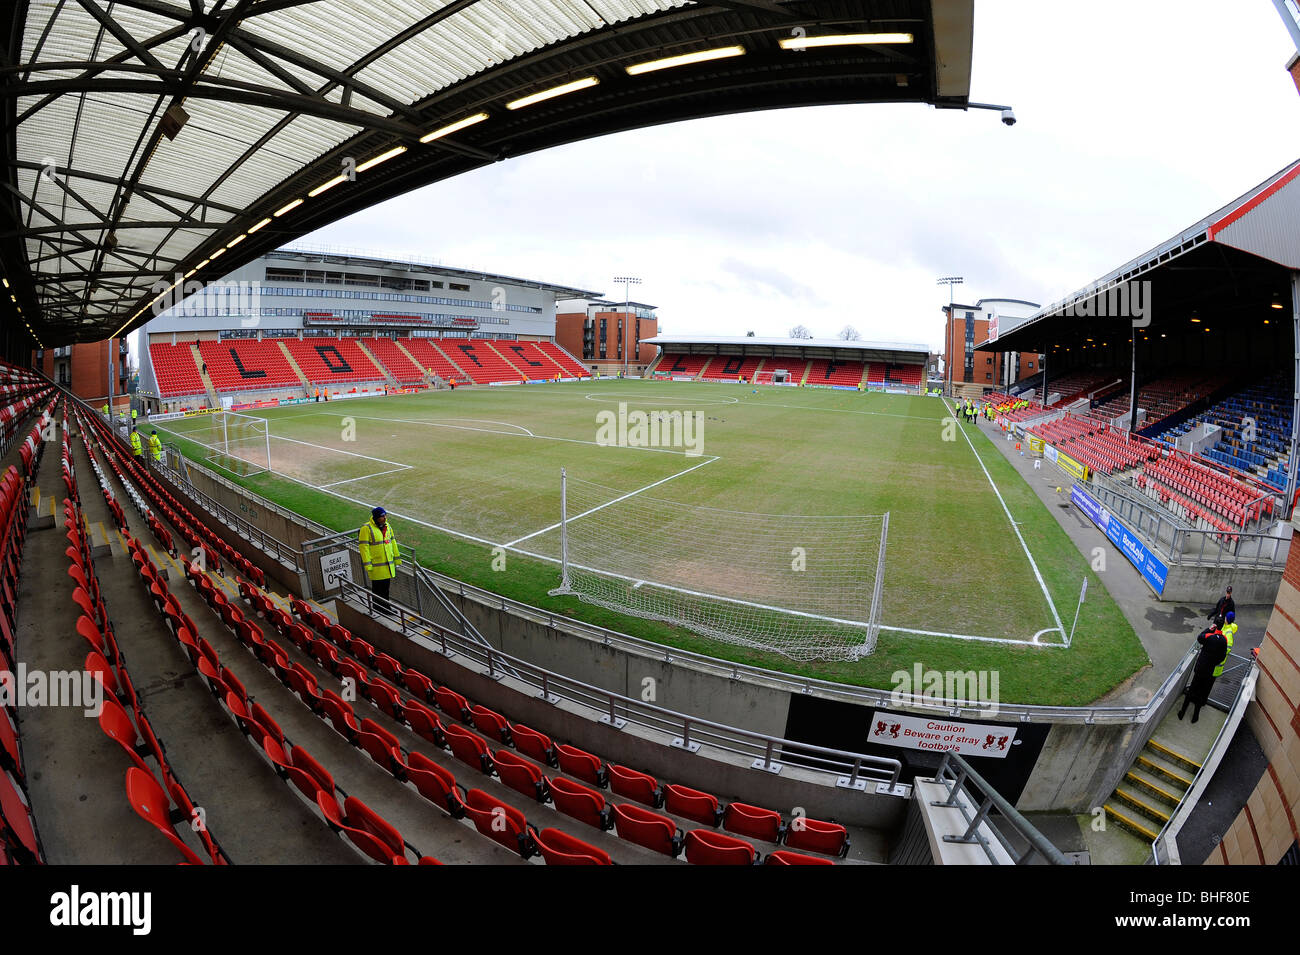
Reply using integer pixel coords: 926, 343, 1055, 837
1103, 803, 1160, 841
1112, 786, 1171, 826
1145, 738, 1202, 775
1123, 768, 1186, 809
1134, 753, 1194, 789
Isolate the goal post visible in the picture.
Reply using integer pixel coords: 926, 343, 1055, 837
206, 410, 271, 476
549, 471, 887, 661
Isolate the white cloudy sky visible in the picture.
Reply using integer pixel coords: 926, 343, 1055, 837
295, 0, 1300, 353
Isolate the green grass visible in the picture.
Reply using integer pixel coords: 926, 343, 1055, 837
154, 381, 1149, 704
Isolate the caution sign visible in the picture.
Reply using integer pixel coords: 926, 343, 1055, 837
868, 713, 1016, 758
320, 550, 353, 591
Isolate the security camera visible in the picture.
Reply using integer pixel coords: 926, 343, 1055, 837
1001, 108, 1016, 127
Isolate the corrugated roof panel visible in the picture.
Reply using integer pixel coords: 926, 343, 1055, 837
1211, 167, 1300, 270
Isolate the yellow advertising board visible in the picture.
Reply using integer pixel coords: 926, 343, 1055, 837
1029, 437, 1044, 454
1056, 451, 1088, 481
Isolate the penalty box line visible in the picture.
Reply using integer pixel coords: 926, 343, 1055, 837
501, 455, 721, 549
947, 398, 1066, 640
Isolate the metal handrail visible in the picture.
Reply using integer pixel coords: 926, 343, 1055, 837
931, 752, 1069, 864
1149, 659, 1260, 865
337, 577, 905, 792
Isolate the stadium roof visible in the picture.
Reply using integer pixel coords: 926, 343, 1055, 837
0, 0, 978, 354
645, 333, 929, 359
267, 246, 602, 298
980, 157, 1300, 353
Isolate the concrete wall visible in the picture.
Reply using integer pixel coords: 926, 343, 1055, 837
334, 601, 907, 830
1160, 563, 1283, 605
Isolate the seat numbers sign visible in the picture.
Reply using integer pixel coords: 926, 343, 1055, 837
321, 550, 352, 590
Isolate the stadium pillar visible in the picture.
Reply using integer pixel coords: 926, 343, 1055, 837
1128, 331, 1139, 433
1287, 271, 1300, 519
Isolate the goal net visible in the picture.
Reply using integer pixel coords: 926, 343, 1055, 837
548, 472, 888, 661
205, 411, 271, 476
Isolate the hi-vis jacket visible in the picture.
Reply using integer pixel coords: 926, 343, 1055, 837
1215, 624, 1236, 677
130, 432, 143, 456
358, 519, 400, 581
147, 433, 163, 461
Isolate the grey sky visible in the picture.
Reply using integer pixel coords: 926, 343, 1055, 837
294, 1, 1300, 354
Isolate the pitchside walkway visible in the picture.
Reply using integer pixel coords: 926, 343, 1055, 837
960, 405, 1263, 864
961, 405, 1266, 701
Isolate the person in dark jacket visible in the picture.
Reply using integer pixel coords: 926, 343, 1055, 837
1208, 586, 1234, 621
1178, 620, 1229, 723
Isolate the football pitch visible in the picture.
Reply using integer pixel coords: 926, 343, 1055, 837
153, 380, 1149, 704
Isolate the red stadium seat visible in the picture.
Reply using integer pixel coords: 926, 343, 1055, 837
608, 764, 662, 808
548, 776, 612, 830
612, 803, 683, 857
445, 723, 494, 775
494, 749, 550, 803
555, 743, 606, 788
533, 827, 612, 866
405, 751, 464, 817
784, 817, 850, 857
766, 849, 835, 865
512, 723, 557, 766
124, 767, 204, 865
685, 828, 756, 865
663, 782, 722, 827
463, 789, 534, 858
401, 697, 445, 748
723, 802, 786, 843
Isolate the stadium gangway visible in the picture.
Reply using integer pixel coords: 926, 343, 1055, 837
151, 449, 307, 574
1149, 656, 1259, 866
924, 752, 1069, 865
297, 526, 518, 680
335, 576, 906, 794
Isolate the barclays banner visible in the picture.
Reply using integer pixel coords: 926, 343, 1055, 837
1071, 484, 1168, 595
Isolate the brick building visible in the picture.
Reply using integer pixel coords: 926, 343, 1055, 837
555, 298, 658, 376
36, 338, 129, 406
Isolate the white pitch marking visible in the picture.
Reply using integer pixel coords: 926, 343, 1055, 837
584, 392, 739, 406
270, 433, 413, 469
878, 624, 1068, 647
501, 455, 721, 549
319, 412, 706, 457
946, 398, 1066, 640
319, 466, 412, 489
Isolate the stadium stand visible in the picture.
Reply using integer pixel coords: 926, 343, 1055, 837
199, 339, 301, 391
535, 342, 592, 379
435, 340, 525, 384
1090, 372, 1228, 431
1154, 369, 1291, 486
657, 353, 712, 377
492, 341, 567, 381
805, 359, 866, 387
402, 338, 468, 382
148, 343, 206, 398
702, 356, 763, 382
282, 338, 386, 385
364, 338, 426, 386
